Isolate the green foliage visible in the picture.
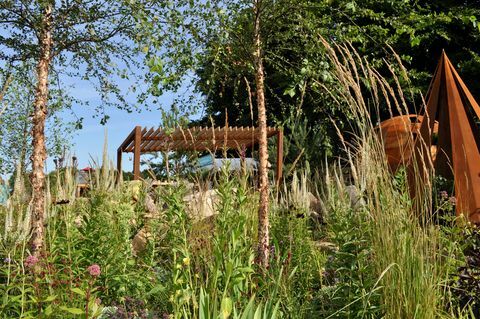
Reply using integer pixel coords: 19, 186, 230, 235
3, 1, 480, 318
0, 165, 162, 317
0, 66, 74, 175
319, 186, 380, 318
0, 0, 155, 132
0, 147, 475, 318
0, 160, 330, 318
151, 166, 324, 318
448, 226, 480, 317
327, 0, 480, 97
181, 0, 480, 170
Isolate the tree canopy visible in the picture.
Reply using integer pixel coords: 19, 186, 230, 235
191, 0, 480, 166
0, 0, 157, 254
0, 0, 147, 121
0, 65, 73, 175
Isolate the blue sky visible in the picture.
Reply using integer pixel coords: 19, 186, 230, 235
0, 26, 201, 177
54, 100, 168, 173
46, 63, 197, 171
49, 78, 193, 174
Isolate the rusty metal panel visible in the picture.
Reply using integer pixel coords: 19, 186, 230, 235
379, 115, 420, 171
378, 115, 438, 172
414, 52, 480, 223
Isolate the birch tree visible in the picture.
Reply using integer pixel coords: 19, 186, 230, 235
252, 0, 269, 268
0, 65, 73, 175
138, 0, 274, 267
0, 0, 146, 255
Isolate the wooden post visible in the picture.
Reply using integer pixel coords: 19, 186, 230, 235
116, 148, 122, 184
275, 129, 283, 186
133, 126, 142, 180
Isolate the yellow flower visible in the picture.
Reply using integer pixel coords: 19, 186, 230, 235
183, 257, 190, 266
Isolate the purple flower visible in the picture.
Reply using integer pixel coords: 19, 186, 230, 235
24, 255, 39, 268
3, 257, 11, 263
439, 191, 448, 200
240, 144, 247, 161
449, 196, 457, 206
87, 264, 101, 277
269, 245, 276, 259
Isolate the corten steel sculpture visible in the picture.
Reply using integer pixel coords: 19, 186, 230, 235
378, 115, 440, 171
379, 115, 439, 171
412, 52, 480, 223
117, 126, 284, 184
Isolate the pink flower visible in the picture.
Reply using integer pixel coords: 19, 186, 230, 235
24, 255, 39, 268
74, 215, 83, 228
87, 264, 101, 277
449, 196, 457, 206
439, 191, 448, 200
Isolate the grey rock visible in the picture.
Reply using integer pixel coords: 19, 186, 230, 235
345, 185, 365, 210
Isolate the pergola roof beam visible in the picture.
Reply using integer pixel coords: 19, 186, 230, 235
117, 125, 284, 185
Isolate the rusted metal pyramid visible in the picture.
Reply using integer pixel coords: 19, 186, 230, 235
414, 51, 480, 223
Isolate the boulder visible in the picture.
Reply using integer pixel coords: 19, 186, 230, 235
308, 192, 325, 223
345, 185, 365, 210
131, 187, 161, 256
184, 189, 219, 220
132, 228, 150, 256
314, 241, 339, 253
125, 180, 143, 202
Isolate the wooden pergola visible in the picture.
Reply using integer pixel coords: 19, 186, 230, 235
117, 126, 284, 183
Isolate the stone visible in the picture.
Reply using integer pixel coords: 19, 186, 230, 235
314, 241, 339, 253
131, 228, 150, 256
125, 180, 142, 202
308, 192, 325, 223
184, 189, 219, 220
143, 192, 160, 219
345, 185, 365, 210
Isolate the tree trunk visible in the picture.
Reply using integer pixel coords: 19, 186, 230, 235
30, 3, 53, 255
253, 0, 269, 269
0, 73, 12, 116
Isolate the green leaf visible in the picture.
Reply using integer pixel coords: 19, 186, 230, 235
410, 36, 420, 47
43, 295, 57, 302
71, 288, 86, 297
469, 15, 478, 28
253, 303, 263, 319
283, 87, 296, 97
60, 306, 84, 315
221, 297, 233, 319
240, 296, 256, 319
147, 284, 166, 296
270, 301, 280, 319
44, 305, 53, 316
237, 267, 254, 273
345, 2, 356, 12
